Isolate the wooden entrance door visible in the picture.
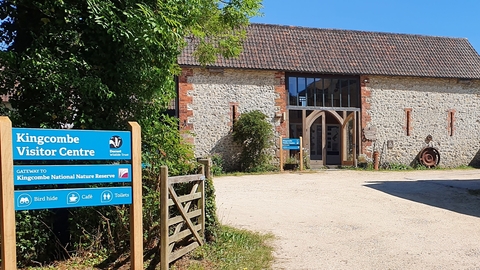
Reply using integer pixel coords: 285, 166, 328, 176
303, 110, 358, 167
305, 111, 325, 167
340, 112, 357, 166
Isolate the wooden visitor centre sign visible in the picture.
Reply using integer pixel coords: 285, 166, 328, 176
279, 136, 303, 171
0, 117, 143, 270
12, 128, 132, 160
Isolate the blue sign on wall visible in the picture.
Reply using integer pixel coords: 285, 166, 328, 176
12, 128, 131, 160
282, 138, 300, 150
14, 164, 132, 186
15, 187, 132, 210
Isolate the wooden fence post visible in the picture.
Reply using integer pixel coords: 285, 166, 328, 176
279, 136, 283, 172
198, 176, 206, 239
299, 136, 303, 171
0, 117, 16, 270
160, 166, 169, 270
197, 159, 210, 241
128, 122, 143, 270
197, 159, 211, 179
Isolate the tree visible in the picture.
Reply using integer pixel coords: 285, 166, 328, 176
0, 0, 262, 264
0, 0, 262, 130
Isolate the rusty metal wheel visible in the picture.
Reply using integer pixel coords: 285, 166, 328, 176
419, 147, 440, 168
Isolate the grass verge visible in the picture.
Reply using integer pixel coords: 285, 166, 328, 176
172, 225, 274, 270
22, 225, 274, 270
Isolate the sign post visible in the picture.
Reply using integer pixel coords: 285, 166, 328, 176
279, 136, 283, 172
1, 118, 142, 269
280, 137, 303, 171
129, 121, 143, 270
0, 117, 16, 270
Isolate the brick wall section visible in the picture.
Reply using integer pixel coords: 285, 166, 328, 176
181, 67, 280, 170
365, 76, 480, 167
360, 75, 373, 158
274, 71, 288, 159
178, 68, 194, 144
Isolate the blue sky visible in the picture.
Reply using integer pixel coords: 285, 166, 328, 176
251, 0, 480, 52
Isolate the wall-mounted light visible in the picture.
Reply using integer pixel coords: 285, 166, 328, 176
363, 78, 370, 83
274, 112, 286, 122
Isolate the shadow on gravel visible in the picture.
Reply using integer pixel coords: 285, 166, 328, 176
364, 179, 480, 218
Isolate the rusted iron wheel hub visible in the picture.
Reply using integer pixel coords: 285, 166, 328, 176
419, 147, 440, 168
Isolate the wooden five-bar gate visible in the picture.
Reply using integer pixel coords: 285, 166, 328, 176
160, 164, 207, 270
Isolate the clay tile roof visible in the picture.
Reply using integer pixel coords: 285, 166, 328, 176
178, 23, 480, 79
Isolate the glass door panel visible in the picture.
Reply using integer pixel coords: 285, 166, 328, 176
310, 123, 322, 160
326, 125, 340, 165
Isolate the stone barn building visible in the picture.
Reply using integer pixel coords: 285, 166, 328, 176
177, 23, 480, 170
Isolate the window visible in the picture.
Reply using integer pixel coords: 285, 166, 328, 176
448, 109, 455, 136
405, 108, 412, 136
287, 75, 359, 108
230, 103, 239, 126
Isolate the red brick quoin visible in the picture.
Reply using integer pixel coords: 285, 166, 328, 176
360, 75, 373, 158
274, 71, 287, 138
178, 68, 194, 144
274, 71, 288, 161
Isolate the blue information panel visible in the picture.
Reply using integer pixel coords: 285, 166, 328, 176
14, 164, 132, 186
15, 187, 132, 210
282, 138, 300, 150
283, 145, 300, 150
283, 138, 300, 145
12, 128, 131, 160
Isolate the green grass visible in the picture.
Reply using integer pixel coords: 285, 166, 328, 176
352, 162, 477, 171
175, 225, 274, 270
21, 254, 105, 270
24, 225, 275, 270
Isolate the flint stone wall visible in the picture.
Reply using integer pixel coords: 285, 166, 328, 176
186, 68, 281, 170
365, 76, 480, 167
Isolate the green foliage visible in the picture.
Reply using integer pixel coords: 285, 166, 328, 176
414, 164, 429, 170
140, 107, 196, 177
0, 0, 262, 129
284, 156, 298, 164
456, 164, 474, 170
0, 0, 261, 265
302, 148, 311, 169
68, 205, 130, 256
283, 156, 299, 171
210, 154, 225, 176
383, 163, 413, 170
232, 110, 274, 172
204, 177, 220, 241
188, 226, 274, 270
15, 211, 55, 267
365, 162, 374, 170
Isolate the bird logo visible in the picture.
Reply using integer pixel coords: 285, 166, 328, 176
109, 136, 123, 148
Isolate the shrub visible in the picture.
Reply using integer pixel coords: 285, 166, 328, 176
204, 177, 220, 241
232, 110, 273, 172
15, 210, 56, 267
302, 148, 310, 169
210, 154, 225, 176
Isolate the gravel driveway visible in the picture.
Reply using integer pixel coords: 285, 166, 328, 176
214, 169, 480, 270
